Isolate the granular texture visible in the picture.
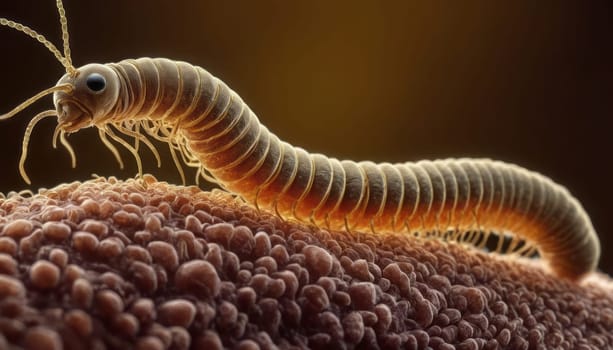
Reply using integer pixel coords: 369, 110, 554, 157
0, 175, 611, 350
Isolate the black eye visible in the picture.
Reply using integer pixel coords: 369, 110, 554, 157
86, 73, 106, 92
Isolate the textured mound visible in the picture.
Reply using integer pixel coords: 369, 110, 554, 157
0, 176, 611, 350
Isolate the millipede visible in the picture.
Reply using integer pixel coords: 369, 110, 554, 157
0, 0, 600, 281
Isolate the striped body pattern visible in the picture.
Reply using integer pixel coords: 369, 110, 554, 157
101, 58, 599, 280
0, 3, 601, 281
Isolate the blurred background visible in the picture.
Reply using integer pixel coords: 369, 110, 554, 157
0, 1, 611, 275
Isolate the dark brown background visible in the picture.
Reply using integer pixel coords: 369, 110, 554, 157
0, 1, 611, 275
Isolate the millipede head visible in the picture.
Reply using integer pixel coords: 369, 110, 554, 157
0, 1, 156, 184
54, 63, 120, 132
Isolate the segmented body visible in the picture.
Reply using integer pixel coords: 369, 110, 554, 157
92, 57, 598, 280
0, 1, 601, 281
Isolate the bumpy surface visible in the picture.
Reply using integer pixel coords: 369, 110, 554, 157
0, 176, 611, 350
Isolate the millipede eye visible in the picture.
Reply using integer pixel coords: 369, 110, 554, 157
86, 73, 106, 92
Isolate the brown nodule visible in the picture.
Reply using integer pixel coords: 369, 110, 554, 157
0, 176, 609, 349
